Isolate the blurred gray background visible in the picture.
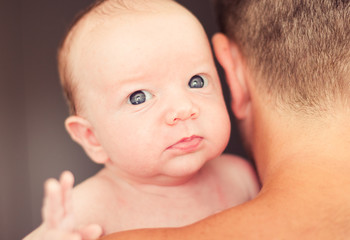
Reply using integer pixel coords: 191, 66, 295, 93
0, 0, 248, 239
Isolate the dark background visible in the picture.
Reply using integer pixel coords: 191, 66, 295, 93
0, 0, 247, 239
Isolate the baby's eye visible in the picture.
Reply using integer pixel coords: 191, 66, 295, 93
128, 90, 152, 105
188, 75, 208, 88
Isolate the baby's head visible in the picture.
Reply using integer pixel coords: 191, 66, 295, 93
58, 0, 231, 184
215, 0, 350, 117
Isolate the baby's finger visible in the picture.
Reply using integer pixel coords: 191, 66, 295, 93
59, 171, 76, 230
42, 178, 64, 228
60, 171, 74, 191
60, 171, 75, 214
79, 224, 104, 240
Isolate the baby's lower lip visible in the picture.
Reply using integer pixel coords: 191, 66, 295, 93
167, 136, 203, 152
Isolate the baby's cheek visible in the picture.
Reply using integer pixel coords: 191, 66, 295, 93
212, 107, 231, 147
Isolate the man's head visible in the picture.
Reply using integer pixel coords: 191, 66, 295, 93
212, 0, 350, 180
58, 0, 231, 184
214, 0, 350, 116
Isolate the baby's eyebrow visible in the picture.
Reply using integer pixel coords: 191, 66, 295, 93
105, 76, 149, 93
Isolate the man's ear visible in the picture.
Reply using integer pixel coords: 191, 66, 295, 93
212, 33, 250, 120
65, 116, 109, 164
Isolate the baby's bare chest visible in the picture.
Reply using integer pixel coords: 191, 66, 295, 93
73, 170, 251, 235
99, 196, 218, 233
76, 188, 236, 234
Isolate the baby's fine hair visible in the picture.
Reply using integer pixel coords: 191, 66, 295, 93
57, 0, 151, 115
215, 0, 350, 116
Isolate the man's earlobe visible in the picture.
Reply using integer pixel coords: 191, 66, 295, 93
65, 116, 109, 164
212, 33, 250, 120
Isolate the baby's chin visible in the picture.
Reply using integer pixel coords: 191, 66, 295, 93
158, 157, 213, 182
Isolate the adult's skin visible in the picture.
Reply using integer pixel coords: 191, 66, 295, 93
100, 1, 350, 239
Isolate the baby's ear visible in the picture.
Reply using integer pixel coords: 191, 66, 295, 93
212, 33, 250, 120
65, 116, 109, 164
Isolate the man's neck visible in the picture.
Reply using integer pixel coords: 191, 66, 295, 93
255, 108, 350, 207
254, 105, 350, 181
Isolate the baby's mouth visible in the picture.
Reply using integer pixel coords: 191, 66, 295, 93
167, 135, 203, 152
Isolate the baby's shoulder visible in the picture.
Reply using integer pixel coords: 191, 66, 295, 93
72, 171, 123, 228
210, 154, 260, 198
211, 154, 255, 174
73, 171, 115, 199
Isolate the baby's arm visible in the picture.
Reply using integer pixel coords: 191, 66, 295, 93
23, 171, 103, 240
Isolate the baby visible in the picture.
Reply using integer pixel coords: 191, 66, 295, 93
24, 0, 259, 239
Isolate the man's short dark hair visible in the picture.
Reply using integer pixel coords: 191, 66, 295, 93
215, 0, 350, 115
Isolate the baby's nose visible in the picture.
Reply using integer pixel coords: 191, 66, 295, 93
165, 100, 199, 125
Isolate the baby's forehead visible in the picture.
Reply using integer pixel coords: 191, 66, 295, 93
64, 0, 210, 87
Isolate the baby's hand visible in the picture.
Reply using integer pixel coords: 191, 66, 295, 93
40, 171, 103, 240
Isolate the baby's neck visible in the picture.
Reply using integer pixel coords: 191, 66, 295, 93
100, 163, 216, 197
